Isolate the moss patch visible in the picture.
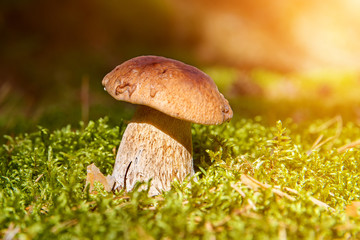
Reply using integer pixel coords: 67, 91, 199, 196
1, 116, 360, 239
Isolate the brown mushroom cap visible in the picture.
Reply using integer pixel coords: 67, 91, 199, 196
102, 55, 233, 125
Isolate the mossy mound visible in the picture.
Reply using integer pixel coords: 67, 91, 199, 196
1, 117, 360, 239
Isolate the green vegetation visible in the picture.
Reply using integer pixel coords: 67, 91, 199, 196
3, 1, 360, 238
2, 114, 360, 239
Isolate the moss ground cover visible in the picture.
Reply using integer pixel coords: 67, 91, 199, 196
2, 114, 360, 239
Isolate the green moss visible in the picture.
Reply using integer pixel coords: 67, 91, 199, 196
1, 116, 360, 239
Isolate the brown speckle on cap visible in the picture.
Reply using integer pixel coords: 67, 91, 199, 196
150, 84, 158, 98
115, 80, 137, 97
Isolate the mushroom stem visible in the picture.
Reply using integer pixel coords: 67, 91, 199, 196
112, 105, 194, 196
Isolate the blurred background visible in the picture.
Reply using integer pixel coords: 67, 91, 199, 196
1, 0, 360, 136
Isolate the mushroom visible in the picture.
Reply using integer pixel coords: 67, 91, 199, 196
102, 55, 233, 196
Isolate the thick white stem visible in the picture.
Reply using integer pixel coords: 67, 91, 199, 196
111, 105, 194, 196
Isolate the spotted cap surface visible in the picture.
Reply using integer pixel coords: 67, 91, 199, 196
102, 55, 233, 125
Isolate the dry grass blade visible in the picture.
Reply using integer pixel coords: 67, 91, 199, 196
307, 134, 323, 155
337, 139, 360, 153
283, 187, 334, 211
307, 135, 335, 155
230, 183, 257, 210
271, 188, 296, 201
240, 175, 334, 211
240, 174, 295, 201
35, 173, 44, 183
240, 174, 267, 190
307, 115, 343, 154
311, 115, 342, 134
310, 134, 324, 150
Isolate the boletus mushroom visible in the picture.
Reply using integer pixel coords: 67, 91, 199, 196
97, 56, 232, 196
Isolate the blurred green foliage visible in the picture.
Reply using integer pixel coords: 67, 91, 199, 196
0, 0, 199, 138
2, 65, 360, 139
